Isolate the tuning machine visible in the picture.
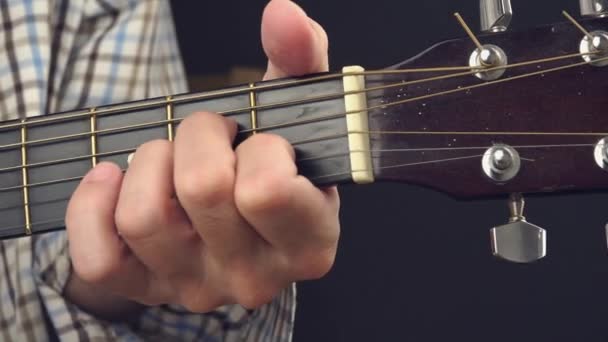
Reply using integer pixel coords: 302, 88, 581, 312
580, 0, 608, 17
490, 193, 547, 263
480, 0, 513, 32
454, 1, 511, 81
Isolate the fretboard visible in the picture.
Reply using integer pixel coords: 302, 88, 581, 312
0, 72, 367, 240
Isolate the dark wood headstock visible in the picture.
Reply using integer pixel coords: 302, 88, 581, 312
365, 15, 608, 199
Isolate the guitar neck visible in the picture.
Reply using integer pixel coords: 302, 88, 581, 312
3, 15, 608, 241
0, 68, 373, 240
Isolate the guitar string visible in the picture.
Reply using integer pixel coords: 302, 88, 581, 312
311, 154, 536, 181
3, 16, 605, 234
0, 66, 479, 131
0, 50, 596, 137
0, 54, 605, 178
0, 142, 602, 194
298, 143, 600, 162
0, 57, 608, 191
0, 52, 602, 154
240, 55, 608, 135
0, 131, 602, 175
0, 7, 596, 132
0, 153, 553, 232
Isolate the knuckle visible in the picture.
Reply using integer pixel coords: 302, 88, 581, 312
176, 111, 236, 137
239, 133, 293, 158
176, 166, 235, 209
235, 174, 292, 215
115, 199, 171, 240
129, 139, 171, 165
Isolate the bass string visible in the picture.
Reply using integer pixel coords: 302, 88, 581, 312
0, 142, 602, 194
0, 135, 603, 175
0, 153, 537, 233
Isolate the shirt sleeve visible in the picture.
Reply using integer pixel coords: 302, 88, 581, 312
0, 0, 297, 341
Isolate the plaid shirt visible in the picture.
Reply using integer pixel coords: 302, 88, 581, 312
0, 0, 295, 340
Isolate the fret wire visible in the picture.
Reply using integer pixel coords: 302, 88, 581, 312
166, 96, 174, 141
0, 118, 186, 151
0, 51, 597, 133
20, 119, 32, 235
90, 108, 97, 167
0, 147, 135, 174
249, 83, 258, 135
1, 167, 128, 193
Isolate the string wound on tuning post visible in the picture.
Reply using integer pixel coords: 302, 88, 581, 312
454, 12, 484, 50
455, 12, 509, 80
562, 10, 594, 39
563, 10, 608, 67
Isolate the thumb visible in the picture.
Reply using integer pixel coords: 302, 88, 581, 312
261, 0, 329, 80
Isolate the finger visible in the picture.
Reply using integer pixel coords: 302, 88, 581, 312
65, 162, 164, 302
261, 0, 329, 79
234, 134, 340, 279
116, 140, 201, 278
173, 112, 262, 262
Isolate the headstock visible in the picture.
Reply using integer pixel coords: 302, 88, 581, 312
365, 3, 608, 199
361, 0, 608, 262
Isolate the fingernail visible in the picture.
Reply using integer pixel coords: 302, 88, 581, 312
85, 163, 115, 182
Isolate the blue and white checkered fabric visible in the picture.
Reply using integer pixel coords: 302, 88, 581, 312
0, 0, 296, 340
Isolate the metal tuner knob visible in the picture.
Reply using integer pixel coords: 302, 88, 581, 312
490, 193, 547, 263
480, 0, 513, 32
580, 0, 608, 17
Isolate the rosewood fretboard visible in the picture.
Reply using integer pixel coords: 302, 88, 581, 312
0, 76, 353, 240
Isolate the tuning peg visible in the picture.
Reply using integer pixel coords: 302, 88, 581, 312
490, 193, 547, 263
580, 0, 608, 17
480, 0, 513, 32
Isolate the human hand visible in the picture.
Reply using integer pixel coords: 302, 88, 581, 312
65, 0, 339, 314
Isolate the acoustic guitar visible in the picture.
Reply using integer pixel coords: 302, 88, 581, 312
1, 0, 607, 264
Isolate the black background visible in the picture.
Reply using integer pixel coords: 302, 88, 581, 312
171, 1, 608, 341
